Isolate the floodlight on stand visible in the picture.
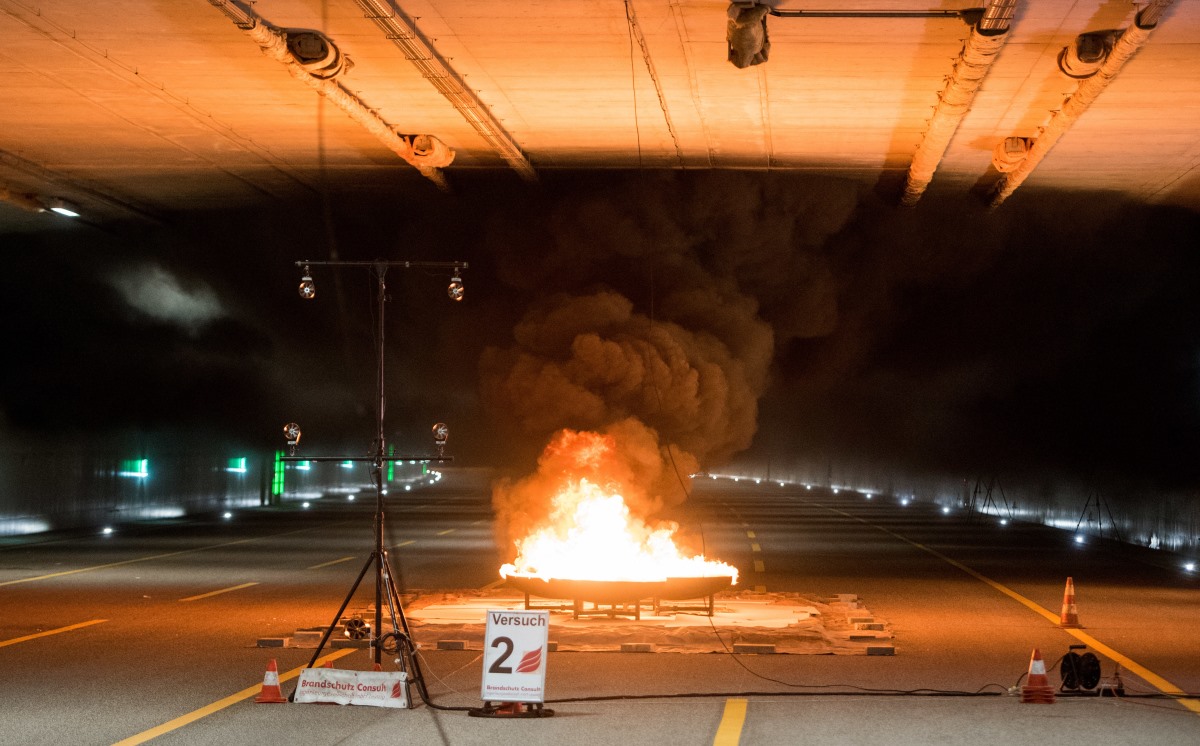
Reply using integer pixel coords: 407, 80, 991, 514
432, 422, 449, 457
298, 265, 316, 299
283, 422, 302, 456
447, 273, 464, 302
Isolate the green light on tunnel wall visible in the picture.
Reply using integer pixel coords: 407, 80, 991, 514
272, 451, 284, 496
119, 458, 149, 478
387, 445, 395, 482
226, 457, 247, 474
422, 463, 428, 475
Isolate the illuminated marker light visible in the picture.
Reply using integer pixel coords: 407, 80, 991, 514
733, 477, 740, 482
296, 461, 311, 471
900, 499, 909, 507
805, 485, 812, 490
223, 512, 233, 520
832, 488, 839, 494
778, 482, 785, 487
405, 485, 412, 492
942, 506, 951, 515
272, 451, 285, 496
755, 479, 761, 484
865, 494, 872, 500
226, 457, 247, 474
118, 459, 149, 478
1185, 562, 1196, 572
341, 460, 354, 469
302, 502, 311, 509
102, 526, 114, 536
1074, 535, 1085, 545
999, 519, 1008, 526
347, 495, 355, 501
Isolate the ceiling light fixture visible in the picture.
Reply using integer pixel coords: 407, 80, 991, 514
44, 197, 81, 217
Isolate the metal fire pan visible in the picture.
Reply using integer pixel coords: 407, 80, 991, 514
504, 575, 732, 603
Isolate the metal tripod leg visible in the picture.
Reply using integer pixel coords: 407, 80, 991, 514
289, 551, 376, 700
379, 549, 430, 703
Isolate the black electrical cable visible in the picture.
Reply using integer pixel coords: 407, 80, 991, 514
546, 688, 1005, 703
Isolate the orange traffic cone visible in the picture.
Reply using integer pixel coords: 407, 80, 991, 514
1020, 648, 1056, 704
254, 659, 288, 703
1059, 577, 1081, 628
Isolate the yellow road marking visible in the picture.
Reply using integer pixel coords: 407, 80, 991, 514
179, 582, 259, 603
752, 560, 765, 573
750, 543, 761, 553
820, 503, 1200, 716
713, 698, 748, 745
0, 538, 254, 586
307, 556, 355, 570
0, 619, 107, 649
481, 578, 507, 590
391, 540, 416, 549
745, 531, 756, 539
0, 525, 339, 587
472, 520, 486, 526
437, 529, 456, 536
111, 649, 357, 746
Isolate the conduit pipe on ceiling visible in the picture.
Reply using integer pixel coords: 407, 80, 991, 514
208, 1, 452, 190
988, 0, 1174, 208
351, 0, 537, 182
900, 0, 1017, 206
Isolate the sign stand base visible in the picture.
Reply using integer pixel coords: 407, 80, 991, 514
468, 702, 555, 718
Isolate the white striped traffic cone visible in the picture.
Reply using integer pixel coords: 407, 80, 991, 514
1020, 648, 1056, 704
1059, 577, 1081, 628
254, 659, 288, 703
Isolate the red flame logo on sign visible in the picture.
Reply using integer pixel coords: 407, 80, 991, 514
515, 647, 542, 673
391, 680, 405, 698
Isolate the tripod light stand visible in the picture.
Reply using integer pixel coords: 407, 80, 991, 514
282, 258, 466, 702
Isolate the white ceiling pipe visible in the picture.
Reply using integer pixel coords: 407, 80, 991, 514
901, 0, 1017, 206
989, 1, 1174, 208
243, 21, 452, 190
206, 0, 453, 190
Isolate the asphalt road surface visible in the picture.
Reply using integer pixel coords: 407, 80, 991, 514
2, 467, 1198, 745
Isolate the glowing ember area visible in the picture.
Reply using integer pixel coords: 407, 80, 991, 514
500, 477, 739, 584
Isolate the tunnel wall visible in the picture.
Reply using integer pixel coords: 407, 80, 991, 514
723, 456, 1200, 557
0, 451, 409, 537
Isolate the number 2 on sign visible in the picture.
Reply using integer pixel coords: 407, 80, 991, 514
488, 636, 514, 674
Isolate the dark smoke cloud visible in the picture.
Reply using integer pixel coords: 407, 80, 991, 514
477, 171, 859, 469
3, 171, 1197, 497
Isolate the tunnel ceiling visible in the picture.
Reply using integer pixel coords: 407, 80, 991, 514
1, 0, 1198, 231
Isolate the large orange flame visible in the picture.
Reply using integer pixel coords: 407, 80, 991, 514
500, 476, 739, 584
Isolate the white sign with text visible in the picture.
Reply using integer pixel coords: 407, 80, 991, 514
294, 667, 409, 708
480, 609, 550, 703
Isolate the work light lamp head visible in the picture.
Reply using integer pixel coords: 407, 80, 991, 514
299, 265, 316, 299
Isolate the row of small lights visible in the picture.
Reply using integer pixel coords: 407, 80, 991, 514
99, 469, 446, 537
707, 473, 1197, 575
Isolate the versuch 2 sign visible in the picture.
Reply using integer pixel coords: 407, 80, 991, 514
480, 609, 550, 703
